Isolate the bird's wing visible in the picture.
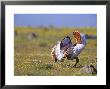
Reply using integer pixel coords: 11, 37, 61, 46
60, 36, 73, 50
51, 41, 65, 61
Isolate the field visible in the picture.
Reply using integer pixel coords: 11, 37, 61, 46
14, 27, 97, 76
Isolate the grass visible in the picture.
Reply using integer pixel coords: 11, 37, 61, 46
14, 27, 97, 76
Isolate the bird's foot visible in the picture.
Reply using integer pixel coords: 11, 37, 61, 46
73, 64, 77, 68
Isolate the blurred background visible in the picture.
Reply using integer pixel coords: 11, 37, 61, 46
14, 14, 97, 76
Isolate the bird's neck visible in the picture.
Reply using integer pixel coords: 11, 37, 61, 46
75, 38, 82, 44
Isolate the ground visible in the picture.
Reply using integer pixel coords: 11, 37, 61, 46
14, 27, 97, 76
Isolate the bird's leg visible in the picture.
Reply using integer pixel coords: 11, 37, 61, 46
73, 57, 79, 67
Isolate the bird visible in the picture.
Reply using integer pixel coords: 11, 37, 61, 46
51, 31, 87, 67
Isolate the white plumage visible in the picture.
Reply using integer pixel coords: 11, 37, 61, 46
53, 41, 64, 61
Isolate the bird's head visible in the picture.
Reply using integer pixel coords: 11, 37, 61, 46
73, 31, 82, 44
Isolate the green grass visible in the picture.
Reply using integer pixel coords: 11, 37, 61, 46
14, 27, 97, 76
